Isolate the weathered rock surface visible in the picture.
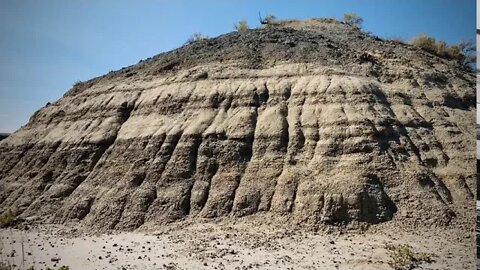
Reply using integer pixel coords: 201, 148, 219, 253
0, 19, 475, 231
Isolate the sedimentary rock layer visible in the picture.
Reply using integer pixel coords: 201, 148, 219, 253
0, 19, 475, 230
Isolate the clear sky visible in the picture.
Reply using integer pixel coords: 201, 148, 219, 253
0, 0, 476, 133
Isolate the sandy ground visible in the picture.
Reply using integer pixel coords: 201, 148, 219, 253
477, 200, 480, 270
0, 221, 474, 270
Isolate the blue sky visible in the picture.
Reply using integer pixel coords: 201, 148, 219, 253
0, 0, 475, 133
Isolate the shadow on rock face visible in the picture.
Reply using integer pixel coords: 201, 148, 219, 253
359, 174, 397, 223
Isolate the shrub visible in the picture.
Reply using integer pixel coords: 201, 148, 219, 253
409, 33, 438, 54
263, 14, 277, 24
343, 12, 363, 28
259, 13, 278, 27
0, 209, 16, 228
457, 39, 476, 69
234, 20, 249, 32
185, 32, 209, 45
386, 244, 434, 270
72, 80, 82, 87
409, 33, 476, 70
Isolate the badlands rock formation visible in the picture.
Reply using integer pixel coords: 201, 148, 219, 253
0, 19, 475, 231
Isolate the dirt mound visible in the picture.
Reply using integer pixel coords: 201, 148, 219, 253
0, 19, 475, 231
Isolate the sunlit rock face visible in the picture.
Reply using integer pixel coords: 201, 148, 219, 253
0, 19, 475, 230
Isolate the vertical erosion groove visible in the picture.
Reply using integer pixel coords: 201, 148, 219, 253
266, 84, 291, 212
144, 131, 183, 221
182, 134, 203, 216
188, 138, 219, 216
230, 85, 261, 216
119, 132, 202, 228
54, 96, 140, 224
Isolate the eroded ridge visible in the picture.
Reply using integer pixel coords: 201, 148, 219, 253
0, 20, 475, 231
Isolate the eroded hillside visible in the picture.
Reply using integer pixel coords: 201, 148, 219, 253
0, 19, 475, 231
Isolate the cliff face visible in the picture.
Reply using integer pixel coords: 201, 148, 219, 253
0, 19, 475, 230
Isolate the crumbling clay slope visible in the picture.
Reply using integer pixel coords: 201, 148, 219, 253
0, 19, 475, 231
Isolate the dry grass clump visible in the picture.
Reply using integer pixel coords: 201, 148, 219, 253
409, 33, 475, 69
343, 12, 363, 28
234, 20, 249, 32
185, 32, 209, 45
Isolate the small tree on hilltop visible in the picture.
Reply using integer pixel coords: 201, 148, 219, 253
234, 20, 249, 32
343, 12, 363, 28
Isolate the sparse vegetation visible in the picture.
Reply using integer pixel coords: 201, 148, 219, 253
343, 12, 363, 28
320, 18, 341, 24
72, 80, 82, 88
259, 13, 278, 27
386, 244, 434, 270
0, 209, 16, 228
263, 14, 277, 24
387, 36, 405, 44
409, 33, 476, 70
185, 32, 209, 45
456, 39, 476, 69
234, 20, 249, 32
